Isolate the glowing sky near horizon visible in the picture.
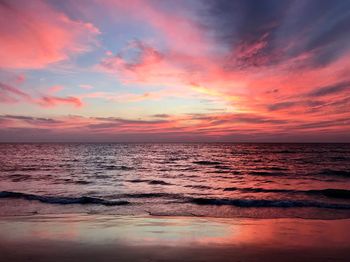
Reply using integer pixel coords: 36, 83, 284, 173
0, 0, 350, 142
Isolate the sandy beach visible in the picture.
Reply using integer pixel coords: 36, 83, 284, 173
1, 214, 349, 262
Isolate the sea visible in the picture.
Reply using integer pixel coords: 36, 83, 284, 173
1, 143, 350, 219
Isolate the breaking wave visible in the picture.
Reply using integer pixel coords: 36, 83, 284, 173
0, 191, 129, 206
189, 197, 350, 209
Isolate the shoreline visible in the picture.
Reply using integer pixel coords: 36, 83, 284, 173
1, 214, 350, 261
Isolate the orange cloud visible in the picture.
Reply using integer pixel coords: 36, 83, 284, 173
100, 35, 350, 129
96, 0, 350, 134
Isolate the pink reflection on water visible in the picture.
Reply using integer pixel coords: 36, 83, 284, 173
1, 215, 350, 249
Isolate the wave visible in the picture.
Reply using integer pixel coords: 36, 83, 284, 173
148, 180, 172, 185
214, 165, 231, 170
223, 187, 350, 199
1, 189, 350, 210
74, 180, 92, 185
184, 185, 213, 190
53, 178, 92, 185
193, 160, 222, 165
102, 165, 134, 171
0, 191, 129, 206
189, 197, 350, 209
2, 167, 38, 172
121, 193, 181, 198
275, 150, 296, 154
249, 171, 285, 176
308, 188, 350, 199
267, 166, 288, 171
128, 179, 172, 185
318, 169, 350, 177
7, 174, 31, 182
128, 179, 149, 183
127, 179, 149, 183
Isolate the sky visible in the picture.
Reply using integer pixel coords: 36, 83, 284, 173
0, 0, 350, 142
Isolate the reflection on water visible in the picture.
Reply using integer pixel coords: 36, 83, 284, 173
1, 143, 350, 219
1, 215, 350, 248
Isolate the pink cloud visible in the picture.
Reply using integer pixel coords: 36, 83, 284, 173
94, 1, 350, 133
1, 112, 349, 142
37, 96, 83, 108
48, 85, 64, 94
100, 35, 350, 131
15, 74, 26, 84
103, 0, 213, 55
1, 0, 348, 141
0, 81, 31, 103
0, 0, 100, 69
100, 40, 190, 86
0, 81, 82, 108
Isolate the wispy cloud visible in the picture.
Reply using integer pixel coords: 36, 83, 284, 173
0, 0, 100, 69
0, 82, 82, 108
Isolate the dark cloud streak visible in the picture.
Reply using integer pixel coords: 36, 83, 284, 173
307, 81, 350, 97
202, 0, 350, 68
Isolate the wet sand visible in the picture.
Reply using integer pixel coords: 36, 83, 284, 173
0, 214, 350, 262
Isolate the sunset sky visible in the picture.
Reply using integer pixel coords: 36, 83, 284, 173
0, 0, 349, 142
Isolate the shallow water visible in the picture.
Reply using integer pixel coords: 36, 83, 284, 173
1, 143, 350, 219
2, 214, 350, 262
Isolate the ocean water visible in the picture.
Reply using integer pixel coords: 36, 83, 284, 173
1, 143, 350, 219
